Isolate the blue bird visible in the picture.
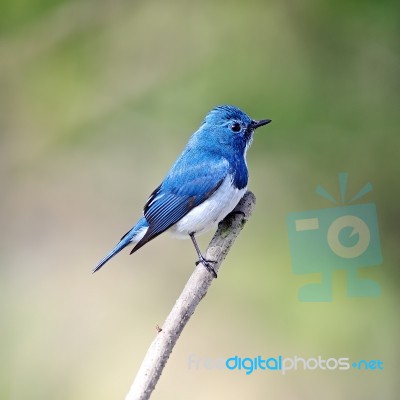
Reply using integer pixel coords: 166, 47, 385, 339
93, 105, 271, 277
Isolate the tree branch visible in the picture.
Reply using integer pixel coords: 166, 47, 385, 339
125, 191, 256, 400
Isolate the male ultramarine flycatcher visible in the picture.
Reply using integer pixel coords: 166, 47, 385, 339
93, 105, 271, 277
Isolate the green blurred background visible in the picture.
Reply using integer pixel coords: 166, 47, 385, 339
1, 0, 399, 399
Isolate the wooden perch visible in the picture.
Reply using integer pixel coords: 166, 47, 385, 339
125, 191, 256, 400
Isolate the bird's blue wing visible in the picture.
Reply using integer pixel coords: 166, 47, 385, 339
130, 154, 228, 253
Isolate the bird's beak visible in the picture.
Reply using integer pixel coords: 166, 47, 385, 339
251, 119, 272, 129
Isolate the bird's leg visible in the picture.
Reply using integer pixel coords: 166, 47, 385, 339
189, 232, 217, 278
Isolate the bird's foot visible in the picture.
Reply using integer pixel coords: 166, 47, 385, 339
195, 256, 217, 278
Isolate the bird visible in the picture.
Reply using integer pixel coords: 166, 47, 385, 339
93, 105, 271, 277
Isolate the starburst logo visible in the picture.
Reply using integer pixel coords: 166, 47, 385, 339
287, 173, 383, 302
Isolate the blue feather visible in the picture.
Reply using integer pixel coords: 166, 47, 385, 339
130, 155, 228, 253
92, 217, 148, 272
93, 105, 271, 273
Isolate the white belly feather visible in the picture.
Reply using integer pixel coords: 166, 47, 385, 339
170, 174, 246, 238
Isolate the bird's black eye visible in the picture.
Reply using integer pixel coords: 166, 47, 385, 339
230, 122, 241, 132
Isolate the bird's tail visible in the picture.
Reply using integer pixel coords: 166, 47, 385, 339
92, 217, 148, 273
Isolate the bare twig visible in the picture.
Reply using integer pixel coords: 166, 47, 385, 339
125, 191, 256, 400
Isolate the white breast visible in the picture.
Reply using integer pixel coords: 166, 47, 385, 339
169, 174, 246, 238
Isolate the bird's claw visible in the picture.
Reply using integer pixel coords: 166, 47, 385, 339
195, 257, 217, 278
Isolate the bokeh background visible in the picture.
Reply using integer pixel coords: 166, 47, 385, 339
1, 0, 399, 399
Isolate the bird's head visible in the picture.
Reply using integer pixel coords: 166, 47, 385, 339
199, 105, 271, 153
